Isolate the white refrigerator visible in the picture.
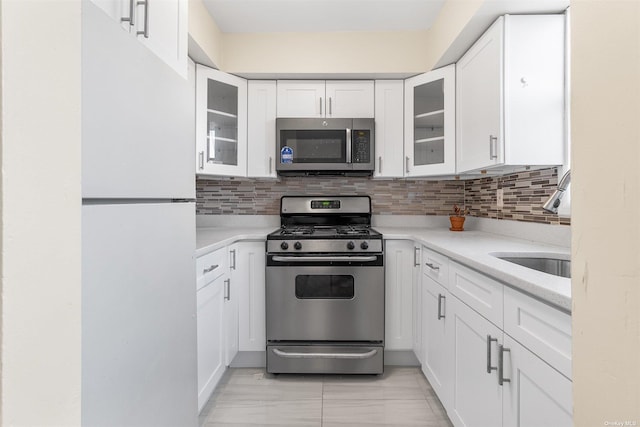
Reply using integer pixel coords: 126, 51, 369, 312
81, 3, 197, 426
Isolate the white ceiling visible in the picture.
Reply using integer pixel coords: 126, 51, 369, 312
202, 0, 447, 33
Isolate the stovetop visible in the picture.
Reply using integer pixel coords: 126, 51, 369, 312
269, 225, 382, 240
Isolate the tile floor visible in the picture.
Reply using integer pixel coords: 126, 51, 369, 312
199, 367, 454, 426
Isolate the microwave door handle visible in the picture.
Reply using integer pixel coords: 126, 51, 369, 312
346, 128, 352, 163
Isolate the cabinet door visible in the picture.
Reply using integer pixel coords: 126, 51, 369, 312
276, 81, 325, 117
196, 65, 248, 177
421, 275, 453, 411
456, 17, 503, 173
412, 246, 422, 362
404, 65, 456, 177
384, 240, 414, 350
502, 335, 573, 427
374, 80, 404, 178
224, 247, 239, 365
449, 296, 503, 427
234, 241, 267, 352
247, 81, 277, 178
134, 0, 187, 78
197, 275, 226, 412
325, 81, 374, 118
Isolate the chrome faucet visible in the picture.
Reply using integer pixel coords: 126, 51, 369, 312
542, 169, 571, 214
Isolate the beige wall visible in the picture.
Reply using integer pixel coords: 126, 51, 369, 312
0, 1, 82, 425
189, 0, 224, 68
189, 0, 482, 75
571, 0, 640, 424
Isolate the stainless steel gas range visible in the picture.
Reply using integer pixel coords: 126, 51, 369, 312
265, 195, 384, 375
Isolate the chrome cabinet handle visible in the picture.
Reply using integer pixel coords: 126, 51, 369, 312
489, 135, 498, 160
121, 0, 135, 25
136, 0, 149, 38
498, 344, 511, 385
319, 97, 323, 116
230, 249, 236, 270
224, 278, 230, 300
269, 156, 273, 174
378, 156, 382, 173
406, 156, 410, 173
198, 151, 204, 169
425, 262, 440, 271
486, 335, 498, 373
203, 264, 219, 274
437, 294, 446, 319
272, 348, 378, 360
413, 247, 420, 266
329, 97, 332, 115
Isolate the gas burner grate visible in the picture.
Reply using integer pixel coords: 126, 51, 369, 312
281, 227, 315, 236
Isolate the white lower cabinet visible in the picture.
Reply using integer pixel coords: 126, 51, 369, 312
196, 274, 226, 412
412, 246, 423, 362
412, 246, 572, 427
234, 241, 267, 351
421, 274, 453, 409
196, 240, 266, 412
384, 240, 415, 350
449, 295, 504, 427
502, 335, 573, 427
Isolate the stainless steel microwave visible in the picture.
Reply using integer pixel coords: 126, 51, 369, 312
276, 118, 375, 175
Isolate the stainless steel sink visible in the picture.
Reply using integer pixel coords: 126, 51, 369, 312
491, 253, 571, 278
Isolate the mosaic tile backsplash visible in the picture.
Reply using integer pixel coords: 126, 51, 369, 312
196, 167, 570, 225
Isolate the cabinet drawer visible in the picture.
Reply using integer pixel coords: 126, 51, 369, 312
449, 261, 503, 328
196, 247, 227, 290
422, 246, 449, 286
504, 286, 572, 379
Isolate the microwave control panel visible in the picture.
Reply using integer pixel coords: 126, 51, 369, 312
352, 130, 371, 164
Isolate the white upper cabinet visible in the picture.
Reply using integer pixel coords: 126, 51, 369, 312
196, 65, 248, 177
277, 81, 374, 118
374, 80, 405, 178
247, 81, 277, 178
456, 15, 565, 173
404, 65, 456, 177
88, 0, 187, 77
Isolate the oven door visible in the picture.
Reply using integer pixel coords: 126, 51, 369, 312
265, 254, 384, 342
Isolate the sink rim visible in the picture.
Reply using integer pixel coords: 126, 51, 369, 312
489, 251, 571, 279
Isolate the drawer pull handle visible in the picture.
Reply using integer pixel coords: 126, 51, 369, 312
414, 247, 420, 266
486, 335, 498, 374
437, 294, 446, 320
203, 264, 219, 274
498, 344, 511, 386
425, 262, 440, 271
224, 279, 230, 301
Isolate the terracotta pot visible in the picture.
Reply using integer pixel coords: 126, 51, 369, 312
449, 216, 465, 231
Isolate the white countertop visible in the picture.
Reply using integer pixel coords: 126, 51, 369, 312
196, 225, 571, 313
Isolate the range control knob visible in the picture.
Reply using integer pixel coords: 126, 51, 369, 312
294, 241, 302, 250
360, 241, 369, 250
347, 241, 355, 250
280, 242, 289, 250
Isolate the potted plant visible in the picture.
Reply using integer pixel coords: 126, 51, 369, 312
450, 204, 469, 231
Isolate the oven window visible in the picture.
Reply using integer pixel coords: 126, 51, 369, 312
295, 275, 355, 299
281, 130, 346, 163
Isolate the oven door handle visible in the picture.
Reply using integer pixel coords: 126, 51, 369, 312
271, 255, 378, 263
272, 348, 378, 360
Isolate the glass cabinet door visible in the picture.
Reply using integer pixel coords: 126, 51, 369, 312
196, 65, 247, 177
206, 79, 238, 166
404, 65, 456, 177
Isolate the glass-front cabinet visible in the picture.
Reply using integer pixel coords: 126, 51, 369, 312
404, 64, 456, 177
196, 65, 247, 176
